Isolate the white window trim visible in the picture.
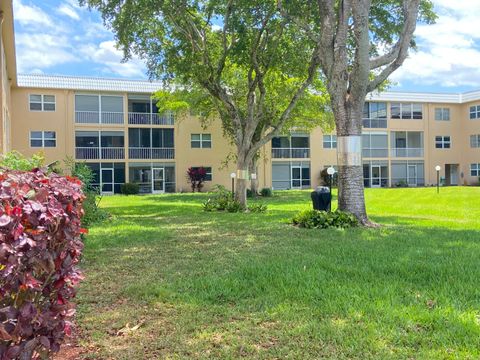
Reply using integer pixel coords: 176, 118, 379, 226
323, 134, 337, 149
191, 133, 212, 148
30, 131, 57, 148
435, 136, 451, 149
435, 107, 450, 121
471, 163, 480, 177
470, 134, 480, 148
29, 94, 56, 112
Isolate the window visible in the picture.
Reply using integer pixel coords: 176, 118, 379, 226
30, 131, 56, 147
29, 94, 55, 112
471, 164, 480, 177
435, 136, 451, 149
391, 103, 422, 119
191, 134, 212, 148
470, 105, 480, 119
323, 135, 337, 149
192, 166, 212, 181
470, 135, 480, 148
363, 102, 387, 128
435, 108, 450, 121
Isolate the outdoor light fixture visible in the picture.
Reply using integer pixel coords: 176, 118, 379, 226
230, 172, 236, 198
435, 165, 441, 194
251, 173, 257, 180
327, 167, 336, 205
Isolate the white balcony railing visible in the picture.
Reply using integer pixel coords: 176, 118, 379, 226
362, 148, 389, 158
390, 148, 424, 158
75, 147, 125, 160
272, 148, 310, 159
128, 112, 175, 125
75, 111, 124, 124
363, 118, 387, 128
129, 147, 175, 159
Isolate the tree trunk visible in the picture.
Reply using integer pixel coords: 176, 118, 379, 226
249, 158, 258, 197
333, 99, 370, 225
235, 154, 249, 208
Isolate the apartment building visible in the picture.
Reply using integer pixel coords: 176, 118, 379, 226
1, 0, 479, 193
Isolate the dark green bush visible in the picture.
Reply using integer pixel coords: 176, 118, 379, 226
226, 200, 243, 213
260, 187, 273, 197
202, 198, 217, 212
246, 189, 254, 198
121, 182, 140, 195
292, 209, 358, 229
248, 203, 267, 213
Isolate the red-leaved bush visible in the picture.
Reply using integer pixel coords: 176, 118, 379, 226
0, 169, 85, 359
186, 167, 208, 192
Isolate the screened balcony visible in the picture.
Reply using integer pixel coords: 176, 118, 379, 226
271, 135, 310, 159
390, 131, 424, 157
362, 132, 388, 158
75, 94, 124, 124
128, 128, 175, 159
363, 102, 387, 128
75, 131, 125, 160
128, 96, 175, 125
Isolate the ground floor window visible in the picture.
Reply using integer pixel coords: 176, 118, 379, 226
129, 163, 176, 193
272, 161, 310, 190
391, 161, 425, 187
82, 162, 125, 194
363, 161, 389, 188
471, 164, 480, 177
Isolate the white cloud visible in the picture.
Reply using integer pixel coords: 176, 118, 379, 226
57, 4, 80, 21
391, 0, 480, 89
13, 0, 53, 28
80, 41, 146, 78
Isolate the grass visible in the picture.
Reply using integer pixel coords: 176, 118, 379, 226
76, 187, 480, 359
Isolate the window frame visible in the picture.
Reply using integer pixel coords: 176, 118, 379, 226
29, 94, 56, 112
470, 134, 480, 148
471, 163, 480, 177
435, 135, 451, 149
470, 105, 480, 120
191, 133, 212, 149
30, 131, 57, 148
390, 102, 423, 120
434, 107, 450, 121
323, 134, 337, 149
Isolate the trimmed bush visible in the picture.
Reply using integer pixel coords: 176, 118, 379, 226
292, 209, 358, 229
226, 200, 243, 213
121, 183, 140, 195
0, 169, 86, 359
248, 203, 268, 213
260, 188, 273, 197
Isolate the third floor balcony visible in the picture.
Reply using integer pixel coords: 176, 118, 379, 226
128, 96, 174, 125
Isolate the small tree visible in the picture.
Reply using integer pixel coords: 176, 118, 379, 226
187, 167, 208, 193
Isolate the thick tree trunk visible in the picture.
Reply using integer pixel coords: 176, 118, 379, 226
333, 99, 370, 225
235, 154, 249, 208
249, 158, 258, 197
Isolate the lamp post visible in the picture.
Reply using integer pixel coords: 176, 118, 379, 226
230, 172, 236, 199
435, 165, 441, 194
327, 166, 336, 211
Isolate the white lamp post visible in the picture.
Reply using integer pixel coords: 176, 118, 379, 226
435, 165, 441, 194
230, 172, 236, 198
327, 167, 336, 211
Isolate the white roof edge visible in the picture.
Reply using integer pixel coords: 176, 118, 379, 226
16, 74, 163, 94
15, 74, 480, 103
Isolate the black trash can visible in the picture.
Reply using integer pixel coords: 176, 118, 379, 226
311, 186, 332, 211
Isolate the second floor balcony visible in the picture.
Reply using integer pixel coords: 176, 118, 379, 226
75, 111, 124, 125
75, 147, 125, 160
272, 147, 310, 159
129, 147, 175, 159
128, 112, 174, 126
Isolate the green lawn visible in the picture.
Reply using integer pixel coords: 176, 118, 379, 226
77, 187, 480, 359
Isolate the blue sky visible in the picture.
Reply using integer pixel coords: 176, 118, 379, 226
13, 0, 480, 93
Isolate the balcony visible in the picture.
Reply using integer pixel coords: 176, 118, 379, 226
362, 118, 387, 129
129, 147, 175, 159
362, 148, 389, 158
390, 148, 424, 158
75, 147, 125, 160
128, 112, 174, 125
272, 148, 310, 159
75, 111, 124, 124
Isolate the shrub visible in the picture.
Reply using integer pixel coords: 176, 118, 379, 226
248, 203, 268, 213
246, 189, 254, 198
0, 151, 45, 172
226, 199, 243, 213
64, 159, 109, 226
121, 183, 140, 195
292, 209, 358, 229
202, 199, 217, 212
186, 167, 208, 192
260, 187, 273, 197
0, 169, 85, 359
